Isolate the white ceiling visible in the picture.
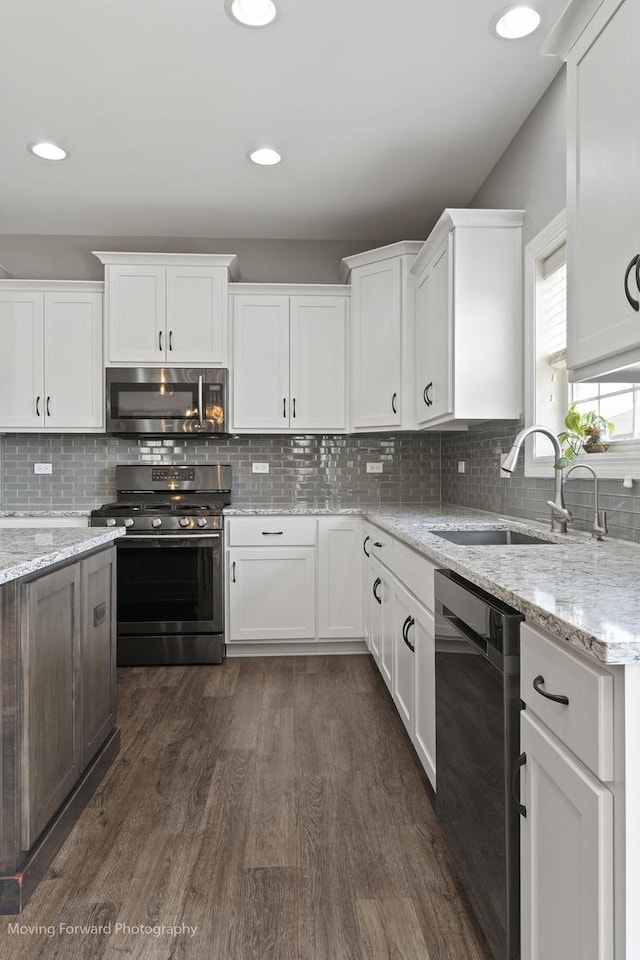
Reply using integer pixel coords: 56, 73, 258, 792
0, 0, 568, 243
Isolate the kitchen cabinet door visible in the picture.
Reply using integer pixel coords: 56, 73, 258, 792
369, 561, 384, 665
415, 239, 452, 426
166, 265, 227, 365
44, 291, 103, 429
351, 258, 402, 429
413, 604, 436, 789
379, 569, 394, 693
393, 583, 415, 737
20, 563, 82, 851
289, 296, 347, 430
231, 296, 290, 430
228, 547, 316, 640
107, 264, 166, 363
0, 291, 44, 429
520, 709, 613, 960
567, 0, 640, 378
318, 516, 363, 639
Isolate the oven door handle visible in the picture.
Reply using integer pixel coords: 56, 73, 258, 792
118, 534, 221, 542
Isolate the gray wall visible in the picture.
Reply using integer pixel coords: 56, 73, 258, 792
0, 236, 369, 284
0, 433, 440, 511
469, 69, 567, 244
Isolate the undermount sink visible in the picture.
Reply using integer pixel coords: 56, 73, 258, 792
431, 529, 554, 546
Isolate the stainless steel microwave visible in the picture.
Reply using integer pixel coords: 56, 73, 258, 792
106, 368, 228, 436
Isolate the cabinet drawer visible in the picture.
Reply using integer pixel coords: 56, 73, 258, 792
228, 517, 317, 546
520, 623, 614, 781
388, 539, 435, 611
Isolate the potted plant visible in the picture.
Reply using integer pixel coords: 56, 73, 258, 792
555, 404, 615, 468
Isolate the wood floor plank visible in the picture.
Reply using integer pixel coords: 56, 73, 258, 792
356, 897, 432, 960
0, 655, 493, 960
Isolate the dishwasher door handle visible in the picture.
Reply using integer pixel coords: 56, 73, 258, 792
511, 751, 527, 818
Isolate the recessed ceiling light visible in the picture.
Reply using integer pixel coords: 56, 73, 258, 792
249, 147, 282, 166
28, 141, 68, 161
494, 6, 541, 39
226, 0, 278, 27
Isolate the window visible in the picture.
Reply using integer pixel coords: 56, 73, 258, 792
525, 211, 640, 478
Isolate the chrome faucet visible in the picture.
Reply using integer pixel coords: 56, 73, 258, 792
501, 424, 571, 534
563, 463, 608, 540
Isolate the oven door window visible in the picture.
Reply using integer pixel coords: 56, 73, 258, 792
117, 540, 222, 634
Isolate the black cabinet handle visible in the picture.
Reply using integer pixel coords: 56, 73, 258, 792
158, 330, 163, 352
402, 615, 415, 652
363, 536, 371, 557
261, 531, 284, 536
423, 382, 433, 407
511, 751, 527, 818
373, 541, 383, 548
533, 674, 569, 705
46, 396, 51, 417
35, 396, 40, 417
624, 254, 640, 311
283, 398, 286, 418
169, 330, 173, 351
293, 398, 296, 418
231, 561, 236, 583
372, 577, 382, 604
391, 392, 398, 414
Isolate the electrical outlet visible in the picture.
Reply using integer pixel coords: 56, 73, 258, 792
366, 462, 383, 474
457, 460, 466, 474
34, 463, 52, 475
252, 462, 269, 474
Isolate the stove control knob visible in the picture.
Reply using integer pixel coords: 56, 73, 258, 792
196, 517, 208, 528
151, 518, 162, 528
123, 518, 134, 528
105, 518, 117, 527
179, 517, 191, 528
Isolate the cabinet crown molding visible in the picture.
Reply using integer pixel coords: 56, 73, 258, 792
541, 0, 609, 59
410, 208, 525, 276
92, 251, 240, 279
339, 240, 424, 283
230, 282, 350, 297
0, 279, 104, 292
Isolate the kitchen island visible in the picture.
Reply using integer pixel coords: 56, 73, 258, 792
0, 527, 123, 913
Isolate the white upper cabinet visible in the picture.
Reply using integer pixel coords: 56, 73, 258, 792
410, 209, 524, 429
555, 0, 640, 380
0, 283, 103, 432
230, 285, 349, 433
341, 241, 423, 431
94, 252, 239, 366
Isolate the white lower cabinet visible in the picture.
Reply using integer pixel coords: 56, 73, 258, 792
520, 709, 613, 960
364, 527, 437, 789
226, 516, 364, 650
228, 548, 316, 641
318, 516, 363, 639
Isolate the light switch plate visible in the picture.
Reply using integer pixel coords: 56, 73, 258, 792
252, 462, 269, 474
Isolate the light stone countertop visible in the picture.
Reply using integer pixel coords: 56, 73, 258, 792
0, 510, 90, 517
227, 503, 640, 666
0, 528, 124, 586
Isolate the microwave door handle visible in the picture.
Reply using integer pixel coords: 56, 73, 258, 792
198, 375, 204, 428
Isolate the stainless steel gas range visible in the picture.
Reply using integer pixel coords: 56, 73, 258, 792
90, 464, 231, 666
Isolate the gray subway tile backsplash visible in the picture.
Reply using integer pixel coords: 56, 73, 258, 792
1, 420, 639, 544
0, 432, 441, 510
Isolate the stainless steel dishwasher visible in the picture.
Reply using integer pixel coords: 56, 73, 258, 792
434, 569, 523, 960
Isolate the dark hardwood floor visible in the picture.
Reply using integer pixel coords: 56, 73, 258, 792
0, 655, 492, 960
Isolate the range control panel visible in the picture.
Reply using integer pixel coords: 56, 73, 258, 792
151, 467, 196, 482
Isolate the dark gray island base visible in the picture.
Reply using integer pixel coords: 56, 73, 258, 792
0, 529, 122, 913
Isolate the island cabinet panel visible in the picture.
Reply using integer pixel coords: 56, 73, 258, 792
20, 564, 82, 852
80, 549, 116, 770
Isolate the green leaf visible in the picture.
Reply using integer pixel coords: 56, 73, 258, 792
554, 456, 571, 469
